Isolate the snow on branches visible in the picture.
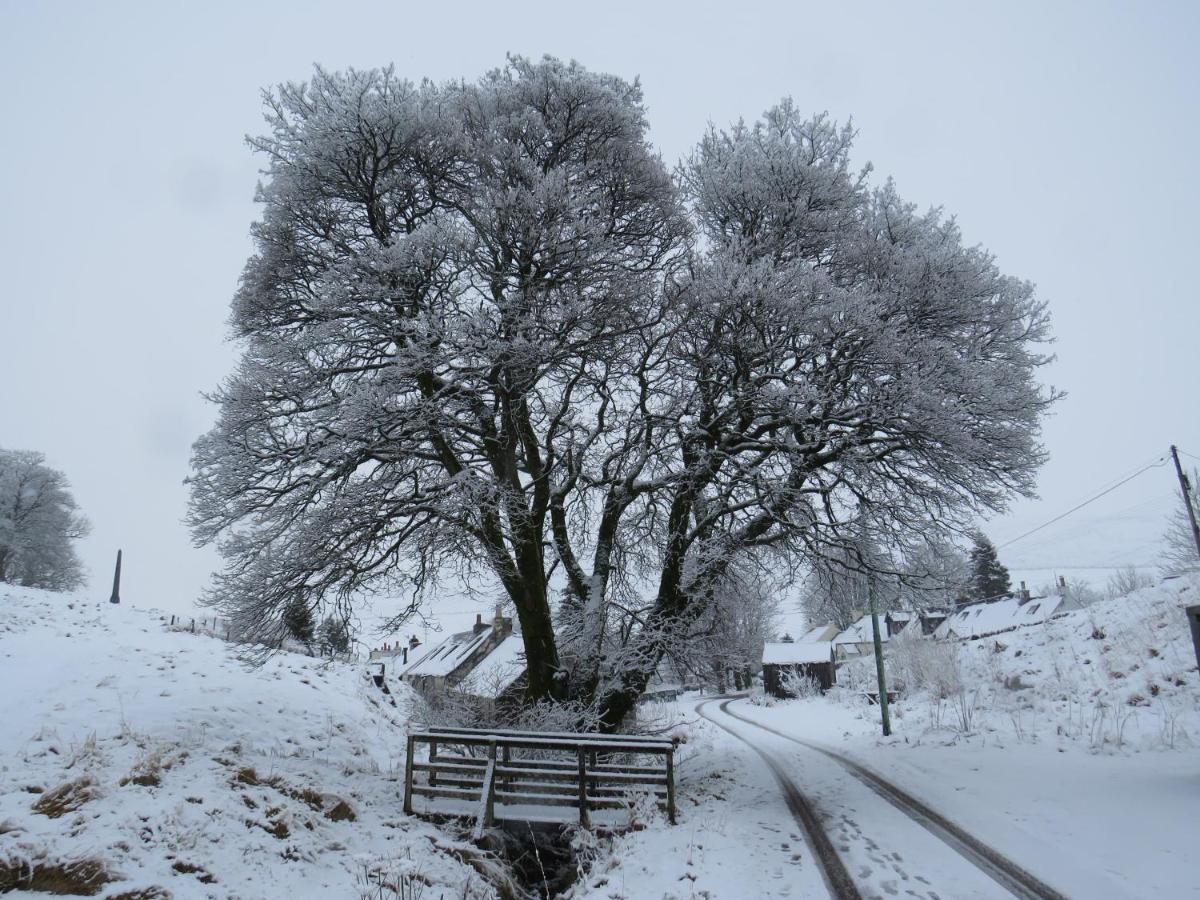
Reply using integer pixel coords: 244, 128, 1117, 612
189, 57, 1056, 728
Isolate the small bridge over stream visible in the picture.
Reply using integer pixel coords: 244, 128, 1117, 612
404, 726, 677, 834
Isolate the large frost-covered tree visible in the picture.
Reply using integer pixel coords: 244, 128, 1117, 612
190, 58, 1056, 728
0, 449, 90, 591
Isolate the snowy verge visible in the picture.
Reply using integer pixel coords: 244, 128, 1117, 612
0, 584, 496, 899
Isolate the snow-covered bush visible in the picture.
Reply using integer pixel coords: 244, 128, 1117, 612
887, 630, 965, 700
778, 668, 823, 699
1106, 567, 1156, 600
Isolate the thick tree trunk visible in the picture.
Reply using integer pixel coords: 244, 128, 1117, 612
595, 484, 696, 731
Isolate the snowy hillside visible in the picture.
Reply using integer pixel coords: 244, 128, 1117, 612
733, 574, 1200, 897
0, 586, 496, 898
836, 573, 1200, 751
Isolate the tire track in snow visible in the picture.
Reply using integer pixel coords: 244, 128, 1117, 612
719, 698, 1070, 900
695, 697, 863, 900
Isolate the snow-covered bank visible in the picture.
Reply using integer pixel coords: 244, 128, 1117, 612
0, 585, 495, 898
836, 573, 1200, 752
735, 574, 1200, 897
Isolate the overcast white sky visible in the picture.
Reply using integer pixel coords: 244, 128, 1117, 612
2, 1, 1197, 624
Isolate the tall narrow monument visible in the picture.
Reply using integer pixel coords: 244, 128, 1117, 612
109, 549, 122, 604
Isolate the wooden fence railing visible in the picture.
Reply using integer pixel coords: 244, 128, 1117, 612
404, 726, 676, 834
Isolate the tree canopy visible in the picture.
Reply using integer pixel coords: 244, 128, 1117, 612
190, 57, 1056, 728
0, 448, 90, 592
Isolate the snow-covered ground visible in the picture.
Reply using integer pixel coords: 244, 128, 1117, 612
567, 700, 829, 900
576, 576, 1200, 899
0, 585, 496, 898
5, 576, 1197, 898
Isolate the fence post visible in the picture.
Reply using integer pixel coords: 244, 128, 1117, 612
485, 741, 497, 827
665, 749, 676, 825
403, 734, 415, 815
577, 746, 589, 827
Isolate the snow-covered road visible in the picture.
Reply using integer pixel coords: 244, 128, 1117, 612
698, 697, 1045, 900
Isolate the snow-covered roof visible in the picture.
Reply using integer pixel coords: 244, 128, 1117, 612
934, 595, 1064, 640
763, 641, 834, 665
834, 615, 889, 646
798, 623, 840, 643
401, 626, 497, 678
457, 635, 526, 699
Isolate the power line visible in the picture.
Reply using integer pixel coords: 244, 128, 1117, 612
1179, 447, 1200, 465
998, 454, 1170, 550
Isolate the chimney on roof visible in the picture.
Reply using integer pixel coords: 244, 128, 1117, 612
473, 612, 486, 634
1020, 581, 1030, 601
492, 602, 512, 636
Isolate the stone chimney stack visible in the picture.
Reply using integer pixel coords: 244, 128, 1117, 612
473, 613, 486, 634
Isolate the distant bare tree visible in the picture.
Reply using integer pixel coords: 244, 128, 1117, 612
897, 540, 970, 609
799, 535, 898, 631
679, 566, 781, 689
1161, 468, 1200, 574
1106, 566, 1155, 600
0, 448, 90, 592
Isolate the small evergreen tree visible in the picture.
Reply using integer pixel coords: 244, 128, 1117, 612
968, 532, 1011, 601
318, 616, 351, 655
282, 596, 315, 645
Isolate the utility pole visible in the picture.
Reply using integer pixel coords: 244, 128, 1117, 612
108, 549, 122, 604
868, 572, 892, 737
1170, 446, 1200, 561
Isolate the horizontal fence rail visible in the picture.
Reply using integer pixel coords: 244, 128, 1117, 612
404, 727, 676, 834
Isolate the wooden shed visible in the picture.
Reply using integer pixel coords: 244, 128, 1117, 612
762, 640, 836, 696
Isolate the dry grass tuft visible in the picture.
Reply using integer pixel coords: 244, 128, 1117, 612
0, 853, 114, 895
32, 776, 98, 819
228, 762, 356, 823
267, 819, 290, 839
171, 859, 217, 884
325, 798, 357, 822
293, 786, 324, 810
234, 766, 262, 787
119, 747, 186, 789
